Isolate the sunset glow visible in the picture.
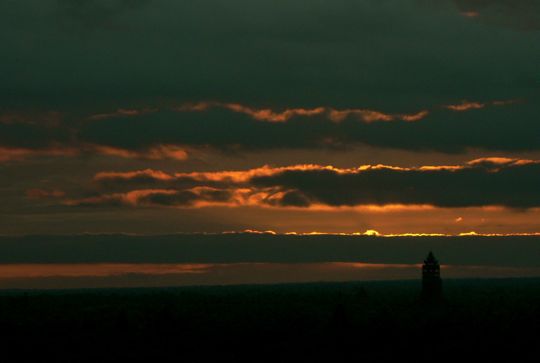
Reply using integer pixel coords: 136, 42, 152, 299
2, 0, 540, 287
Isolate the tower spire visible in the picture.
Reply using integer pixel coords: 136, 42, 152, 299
422, 251, 442, 300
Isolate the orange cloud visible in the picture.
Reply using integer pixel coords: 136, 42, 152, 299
0, 147, 79, 162
26, 189, 66, 199
0, 145, 188, 163
66, 187, 237, 208
146, 145, 188, 160
170, 101, 429, 124
60, 189, 472, 212
65, 189, 177, 207
328, 109, 394, 123
174, 102, 213, 112
223, 103, 326, 122
171, 164, 358, 184
173, 102, 327, 122
92, 145, 188, 160
445, 101, 486, 111
468, 157, 533, 165
444, 99, 519, 112
467, 157, 535, 171
221, 229, 540, 238
328, 108, 429, 123
88, 108, 157, 121
82, 98, 521, 131
102, 158, 538, 184
400, 110, 430, 122
161, 159, 536, 186
94, 169, 174, 182
88, 98, 518, 125
68, 157, 540, 210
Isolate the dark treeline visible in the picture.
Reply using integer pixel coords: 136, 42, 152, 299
1, 279, 540, 362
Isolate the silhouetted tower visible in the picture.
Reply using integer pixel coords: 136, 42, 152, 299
422, 251, 442, 299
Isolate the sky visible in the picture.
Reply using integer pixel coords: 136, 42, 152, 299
1, 0, 540, 288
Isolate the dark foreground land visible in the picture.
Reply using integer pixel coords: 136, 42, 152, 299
1, 278, 540, 362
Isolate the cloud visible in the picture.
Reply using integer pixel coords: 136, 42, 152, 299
443, 99, 520, 112
0, 102, 429, 162
87, 107, 157, 121
466, 157, 534, 168
0, 97, 531, 161
327, 108, 429, 123
0, 145, 188, 163
65, 189, 177, 207
1, 233, 540, 267
92, 145, 188, 160
444, 101, 486, 111
250, 159, 540, 208
221, 104, 327, 123
1, 0, 539, 239
138, 188, 233, 207
95, 169, 174, 183
76, 99, 539, 154
171, 102, 429, 124
0, 147, 79, 162
26, 189, 66, 199
1, 0, 539, 158
66, 187, 234, 208
69, 158, 540, 209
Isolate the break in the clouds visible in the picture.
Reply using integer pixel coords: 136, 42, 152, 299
66, 158, 540, 209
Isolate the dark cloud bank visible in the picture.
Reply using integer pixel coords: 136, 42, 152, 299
81, 104, 540, 153
251, 161, 540, 208
1, 234, 539, 267
1, 0, 540, 157
2, 103, 540, 155
86, 159, 540, 209
2, 0, 538, 109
